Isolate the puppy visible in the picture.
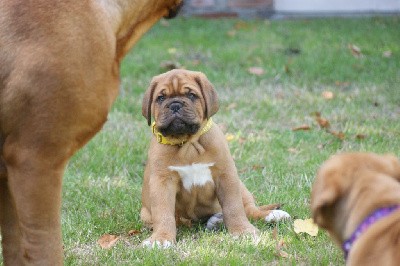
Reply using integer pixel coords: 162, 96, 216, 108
140, 69, 290, 247
0, 0, 182, 264
311, 152, 400, 265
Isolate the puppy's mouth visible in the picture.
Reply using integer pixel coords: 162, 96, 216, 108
158, 117, 200, 136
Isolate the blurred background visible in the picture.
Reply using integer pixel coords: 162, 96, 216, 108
181, 0, 400, 19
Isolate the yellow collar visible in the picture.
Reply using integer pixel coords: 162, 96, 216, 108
151, 118, 214, 146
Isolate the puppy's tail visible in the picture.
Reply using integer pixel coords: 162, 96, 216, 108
240, 182, 281, 220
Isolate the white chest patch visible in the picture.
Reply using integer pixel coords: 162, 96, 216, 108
168, 163, 215, 191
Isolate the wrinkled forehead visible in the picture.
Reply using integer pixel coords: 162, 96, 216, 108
154, 72, 201, 96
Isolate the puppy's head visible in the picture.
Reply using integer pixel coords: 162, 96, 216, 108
311, 152, 400, 239
142, 69, 218, 136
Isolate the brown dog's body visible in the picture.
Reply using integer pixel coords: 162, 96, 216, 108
0, 0, 182, 264
140, 70, 289, 247
311, 152, 400, 265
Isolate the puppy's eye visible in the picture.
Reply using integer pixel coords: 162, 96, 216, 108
187, 92, 197, 101
156, 95, 165, 103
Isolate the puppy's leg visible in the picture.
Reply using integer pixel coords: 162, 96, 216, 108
0, 179, 22, 265
142, 174, 178, 248
240, 182, 290, 222
215, 169, 258, 236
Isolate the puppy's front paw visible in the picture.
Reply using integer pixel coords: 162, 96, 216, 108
265, 210, 291, 223
142, 234, 175, 249
142, 238, 174, 249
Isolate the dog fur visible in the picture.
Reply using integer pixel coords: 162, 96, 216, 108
311, 152, 400, 265
0, 0, 182, 264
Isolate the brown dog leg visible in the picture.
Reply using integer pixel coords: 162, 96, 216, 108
0, 179, 22, 265
215, 170, 258, 236
143, 174, 178, 248
3, 138, 66, 265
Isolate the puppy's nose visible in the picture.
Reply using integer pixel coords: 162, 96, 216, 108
169, 102, 183, 113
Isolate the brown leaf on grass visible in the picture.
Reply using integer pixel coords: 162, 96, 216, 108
248, 67, 264, 76
277, 250, 290, 258
293, 219, 318, 236
316, 117, 330, 129
292, 125, 311, 131
348, 44, 363, 58
98, 234, 120, 249
128, 230, 141, 236
314, 112, 331, 129
322, 91, 334, 100
356, 134, 367, 140
383, 50, 392, 58
329, 130, 345, 140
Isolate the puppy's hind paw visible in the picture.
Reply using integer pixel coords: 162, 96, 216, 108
265, 210, 291, 223
206, 212, 224, 231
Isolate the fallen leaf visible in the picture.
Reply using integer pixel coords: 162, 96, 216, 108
288, 148, 299, 154
98, 234, 120, 249
292, 125, 311, 131
293, 219, 318, 236
322, 91, 334, 100
348, 44, 363, 58
356, 134, 367, 140
248, 67, 264, 76
316, 116, 330, 129
128, 230, 141, 236
277, 250, 290, 258
329, 130, 345, 140
383, 50, 392, 58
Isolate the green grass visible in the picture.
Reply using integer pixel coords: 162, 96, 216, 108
2, 16, 399, 265
63, 16, 400, 265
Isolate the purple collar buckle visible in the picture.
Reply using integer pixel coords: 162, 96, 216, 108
342, 205, 400, 259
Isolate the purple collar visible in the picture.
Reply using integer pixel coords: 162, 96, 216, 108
342, 205, 400, 259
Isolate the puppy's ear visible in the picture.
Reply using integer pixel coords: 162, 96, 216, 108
311, 185, 338, 227
142, 81, 158, 126
194, 73, 219, 119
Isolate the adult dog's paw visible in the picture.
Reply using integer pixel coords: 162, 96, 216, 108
265, 210, 291, 223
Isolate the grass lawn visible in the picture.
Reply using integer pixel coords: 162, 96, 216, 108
3, 16, 399, 265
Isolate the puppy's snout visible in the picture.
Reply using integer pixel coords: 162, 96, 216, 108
169, 101, 183, 113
